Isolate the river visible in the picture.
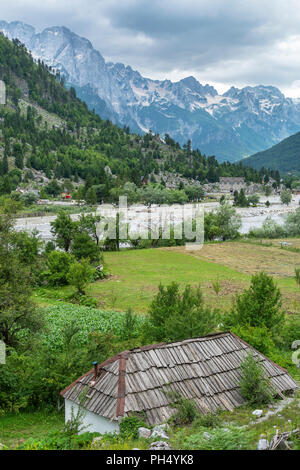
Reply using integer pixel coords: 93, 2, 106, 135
14, 195, 300, 242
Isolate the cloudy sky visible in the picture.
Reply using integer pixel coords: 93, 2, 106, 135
1, 0, 300, 97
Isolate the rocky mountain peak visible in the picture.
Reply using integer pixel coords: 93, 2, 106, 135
1, 19, 300, 162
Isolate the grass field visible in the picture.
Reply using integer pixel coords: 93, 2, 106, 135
0, 412, 64, 449
2, 398, 299, 450
34, 240, 300, 315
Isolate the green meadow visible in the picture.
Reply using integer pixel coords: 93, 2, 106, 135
34, 241, 300, 315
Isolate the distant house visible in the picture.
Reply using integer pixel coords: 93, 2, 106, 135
140, 176, 147, 185
219, 177, 245, 193
61, 192, 71, 200
60, 332, 297, 434
292, 186, 300, 195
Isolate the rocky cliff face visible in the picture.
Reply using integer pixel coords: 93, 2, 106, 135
1, 20, 300, 162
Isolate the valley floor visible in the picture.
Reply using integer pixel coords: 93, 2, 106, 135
34, 239, 300, 315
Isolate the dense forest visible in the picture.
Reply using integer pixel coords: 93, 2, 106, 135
0, 33, 280, 201
243, 130, 300, 174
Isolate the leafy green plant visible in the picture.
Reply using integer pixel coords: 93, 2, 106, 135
295, 267, 300, 287
119, 414, 148, 440
231, 324, 276, 356
120, 308, 138, 340
211, 279, 221, 296
43, 250, 75, 286
40, 303, 146, 351
193, 410, 221, 428
145, 282, 219, 343
17, 430, 99, 450
224, 272, 284, 333
182, 426, 252, 450
168, 391, 198, 426
67, 258, 94, 295
239, 351, 274, 406
74, 294, 98, 308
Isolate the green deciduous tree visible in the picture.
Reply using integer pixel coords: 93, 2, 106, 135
51, 211, 75, 252
44, 251, 75, 286
71, 232, 102, 263
215, 202, 241, 241
145, 282, 219, 343
280, 189, 292, 205
67, 259, 94, 295
0, 211, 42, 347
224, 272, 284, 333
239, 352, 273, 406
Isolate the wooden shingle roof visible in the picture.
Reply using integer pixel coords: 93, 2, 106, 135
61, 332, 298, 426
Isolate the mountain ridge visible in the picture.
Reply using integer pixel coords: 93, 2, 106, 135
1, 20, 300, 163
242, 131, 300, 173
1, 31, 278, 199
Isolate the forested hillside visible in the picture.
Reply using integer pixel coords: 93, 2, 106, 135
242, 131, 300, 173
0, 33, 278, 200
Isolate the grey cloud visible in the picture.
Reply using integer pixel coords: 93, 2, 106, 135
1, 0, 300, 95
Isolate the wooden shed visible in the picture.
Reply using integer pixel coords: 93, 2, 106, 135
61, 332, 297, 433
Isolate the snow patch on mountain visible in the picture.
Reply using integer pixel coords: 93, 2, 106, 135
1, 20, 300, 162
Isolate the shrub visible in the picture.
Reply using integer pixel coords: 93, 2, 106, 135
67, 258, 94, 295
239, 352, 274, 406
295, 268, 300, 287
17, 431, 99, 450
168, 392, 197, 425
119, 414, 148, 440
120, 308, 138, 340
211, 279, 221, 296
285, 207, 300, 235
182, 426, 252, 450
145, 283, 219, 343
44, 251, 74, 286
193, 410, 221, 429
280, 189, 292, 205
231, 325, 276, 356
71, 232, 102, 262
75, 294, 98, 308
224, 272, 284, 333
20, 191, 38, 206
248, 217, 286, 239
280, 315, 300, 350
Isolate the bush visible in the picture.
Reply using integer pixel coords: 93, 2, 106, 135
71, 232, 102, 262
239, 352, 274, 406
285, 208, 300, 235
145, 283, 219, 343
224, 272, 284, 333
169, 392, 197, 426
119, 414, 148, 440
193, 410, 221, 429
248, 217, 287, 239
44, 251, 75, 286
280, 189, 292, 205
280, 315, 300, 350
231, 325, 276, 356
182, 426, 252, 450
204, 203, 241, 241
17, 431, 99, 450
67, 258, 94, 295
75, 294, 98, 308
20, 191, 39, 206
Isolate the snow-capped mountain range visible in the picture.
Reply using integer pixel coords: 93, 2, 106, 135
1, 20, 300, 162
